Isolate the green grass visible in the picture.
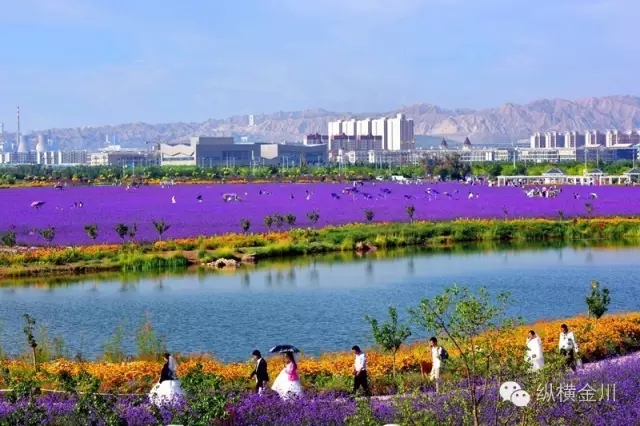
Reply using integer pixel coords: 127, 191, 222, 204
3, 218, 640, 278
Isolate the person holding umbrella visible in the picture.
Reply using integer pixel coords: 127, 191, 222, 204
269, 345, 303, 399
249, 350, 269, 394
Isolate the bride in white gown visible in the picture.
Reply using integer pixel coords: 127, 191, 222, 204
526, 330, 545, 372
149, 353, 186, 405
271, 352, 303, 399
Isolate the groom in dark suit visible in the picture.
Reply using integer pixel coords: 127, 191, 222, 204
249, 350, 269, 393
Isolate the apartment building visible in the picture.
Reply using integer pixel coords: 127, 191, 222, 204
327, 113, 414, 152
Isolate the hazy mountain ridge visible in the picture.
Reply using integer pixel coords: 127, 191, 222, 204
23, 95, 640, 149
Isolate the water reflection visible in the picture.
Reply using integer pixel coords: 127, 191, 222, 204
586, 250, 595, 264
2, 239, 640, 291
241, 272, 250, 287
365, 260, 373, 277
407, 258, 415, 276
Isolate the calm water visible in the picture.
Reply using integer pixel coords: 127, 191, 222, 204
1, 246, 639, 362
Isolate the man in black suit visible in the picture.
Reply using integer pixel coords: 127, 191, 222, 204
249, 350, 269, 393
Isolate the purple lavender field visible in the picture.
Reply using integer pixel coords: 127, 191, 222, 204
2, 182, 640, 245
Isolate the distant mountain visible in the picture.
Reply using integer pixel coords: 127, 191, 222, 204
18, 95, 640, 150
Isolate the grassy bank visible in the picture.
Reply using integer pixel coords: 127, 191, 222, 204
3, 217, 640, 278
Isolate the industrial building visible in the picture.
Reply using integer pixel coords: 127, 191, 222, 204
159, 136, 328, 167
90, 146, 160, 167
1, 150, 89, 166
260, 143, 327, 166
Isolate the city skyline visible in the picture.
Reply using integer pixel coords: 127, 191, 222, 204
1, 0, 638, 132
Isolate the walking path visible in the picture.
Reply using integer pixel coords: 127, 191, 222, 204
0, 351, 638, 399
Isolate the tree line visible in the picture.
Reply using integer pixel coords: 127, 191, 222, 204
1, 157, 635, 185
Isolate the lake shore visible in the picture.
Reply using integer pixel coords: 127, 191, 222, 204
2, 217, 640, 279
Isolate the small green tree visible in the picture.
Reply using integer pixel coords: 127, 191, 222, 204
1, 230, 16, 247
23, 314, 38, 371
127, 223, 138, 242
84, 224, 98, 241
285, 213, 296, 227
306, 211, 320, 227
263, 215, 273, 232
405, 205, 415, 222
586, 280, 611, 319
584, 202, 594, 218
365, 306, 412, 377
103, 323, 126, 362
135, 313, 166, 361
364, 209, 375, 222
152, 220, 170, 241
273, 214, 285, 230
38, 227, 56, 245
409, 285, 523, 426
240, 218, 251, 233
114, 223, 129, 243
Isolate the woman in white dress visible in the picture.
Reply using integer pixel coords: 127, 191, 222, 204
149, 353, 186, 405
271, 352, 303, 399
526, 330, 545, 372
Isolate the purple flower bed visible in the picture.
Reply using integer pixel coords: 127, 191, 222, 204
2, 183, 640, 245
1, 353, 638, 425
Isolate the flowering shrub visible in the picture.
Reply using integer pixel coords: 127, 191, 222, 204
1, 313, 637, 393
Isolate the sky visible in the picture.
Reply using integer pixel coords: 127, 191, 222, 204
0, 0, 638, 131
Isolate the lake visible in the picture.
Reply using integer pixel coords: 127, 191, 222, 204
1, 245, 639, 362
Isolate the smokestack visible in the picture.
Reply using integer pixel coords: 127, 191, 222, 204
16, 106, 28, 153
16, 106, 20, 144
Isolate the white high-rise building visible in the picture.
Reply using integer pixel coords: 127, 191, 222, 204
386, 113, 414, 151
342, 119, 356, 136
544, 131, 565, 148
249, 114, 255, 127
356, 118, 372, 136
564, 131, 585, 148
372, 117, 388, 150
327, 120, 343, 150
585, 130, 606, 146
530, 132, 545, 148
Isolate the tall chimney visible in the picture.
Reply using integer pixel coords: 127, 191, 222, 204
16, 106, 20, 144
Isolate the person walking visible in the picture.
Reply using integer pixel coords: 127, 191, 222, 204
526, 330, 545, 372
429, 337, 444, 393
352, 345, 371, 397
559, 324, 579, 372
249, 350, 269, 394
271, 352, 302, 399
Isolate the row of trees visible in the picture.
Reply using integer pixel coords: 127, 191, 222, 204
0, 220, 171, 247
1, 203, 410, 246
1, 158, 635, 185
0, 199, 602, 248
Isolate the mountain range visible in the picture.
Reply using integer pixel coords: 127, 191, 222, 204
15, 95, 640, 150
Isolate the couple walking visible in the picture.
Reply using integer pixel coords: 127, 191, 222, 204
249, 349, 302, 399
526, 324, 580, 372
249, 346, 371, 398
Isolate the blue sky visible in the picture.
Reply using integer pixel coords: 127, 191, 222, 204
0, 0, 637, 131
